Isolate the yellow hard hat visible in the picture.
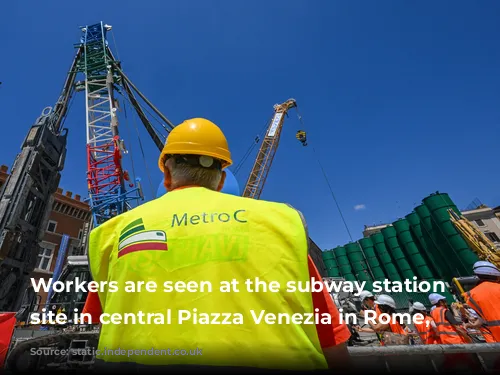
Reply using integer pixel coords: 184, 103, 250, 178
158, 118, 232, 172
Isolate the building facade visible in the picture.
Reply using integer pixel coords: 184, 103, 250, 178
0, 164, 91, 307
362, 224, 390, 238
309, 238, 327, 277
462, 206, 500, 249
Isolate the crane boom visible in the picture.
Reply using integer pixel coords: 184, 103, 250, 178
242, 98, 297, 199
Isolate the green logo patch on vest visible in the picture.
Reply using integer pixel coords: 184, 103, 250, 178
118, 218, 168, 258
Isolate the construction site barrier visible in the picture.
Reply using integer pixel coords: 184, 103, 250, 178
348, 343, 500, 373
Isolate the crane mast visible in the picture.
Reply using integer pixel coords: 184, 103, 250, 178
242, 98, 297, 199
78, 22, 143, 227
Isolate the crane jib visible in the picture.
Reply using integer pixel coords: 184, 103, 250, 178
267, 112, 284, 137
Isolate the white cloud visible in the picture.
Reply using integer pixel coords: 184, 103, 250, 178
354, 204, 366, 211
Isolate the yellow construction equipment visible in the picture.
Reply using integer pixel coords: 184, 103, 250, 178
448, 208, 500, 268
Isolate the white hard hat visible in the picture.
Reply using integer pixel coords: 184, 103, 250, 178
412, 302, 426, 311
429, 293, 446, 305
359, 290, 374, 301
375, 294, 396, 309
473, 261, 500, 277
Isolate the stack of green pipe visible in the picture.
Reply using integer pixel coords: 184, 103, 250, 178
333, 246, 356, 282
321, 250, 341, 277
358, 237, 387, 281
405, 212, 445, 278
370, 232, 402, 281
392, 218, 434, 280
381, 226, 415, 280
414, 204, 455, 281
345, 242, 373, 289
423, 192, 479, 276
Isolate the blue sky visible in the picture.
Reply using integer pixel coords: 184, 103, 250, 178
1, 1, 499, 250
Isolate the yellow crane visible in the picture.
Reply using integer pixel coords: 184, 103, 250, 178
448, 208, 500, 268
242, 98, 302, 199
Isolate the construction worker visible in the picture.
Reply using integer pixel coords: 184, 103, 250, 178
411, 302, 440, 345
359, 291, 376, 312
429, 293, 470, 344
366, 294, 408, 346
463, 261, 500, 342
87, 118, 351, 371
356, 291, 378, 332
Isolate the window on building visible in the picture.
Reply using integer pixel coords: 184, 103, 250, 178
47, 220, 57, 233
36, 243, 55, 271
78, 229, 83, 240
476, 219, 485, 226
486, 232, 500, 243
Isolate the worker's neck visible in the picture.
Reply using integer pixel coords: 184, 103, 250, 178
170, 184, 201, 192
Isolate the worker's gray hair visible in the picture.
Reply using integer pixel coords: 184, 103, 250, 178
165, 157, 222, 190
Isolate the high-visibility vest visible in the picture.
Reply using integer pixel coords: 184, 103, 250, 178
430, 306, 467, 344
414, 315, 440, 344
464, 281, 500, 343
88, 187, 328, 370
388, 319, 406, 335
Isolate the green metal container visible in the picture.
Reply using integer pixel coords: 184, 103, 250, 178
381, 226, 415, 280
358, 237, 386, 280
333, 246, 356, 282
392, 218, 434, 280
345, 242, 374, 286
322, 250, 336, 270
414, 204, 455, 281
423, 192, 479, 275
370, 232, 402, 282
405, 212, 445, 278
321, 250, 341, 277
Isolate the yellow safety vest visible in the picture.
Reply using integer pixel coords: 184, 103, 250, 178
88, 187, 328, 370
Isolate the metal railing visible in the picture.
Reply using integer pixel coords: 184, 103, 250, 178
348, 343, 500, 373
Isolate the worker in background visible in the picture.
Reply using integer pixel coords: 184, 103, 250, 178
411, 302, 440, 345
463, 261, 500, 342
87, 118, 351, 372
358, 290, 377, 314
429, 293, 470, 344
366, 294, 408, 345
356, 291, 378, 331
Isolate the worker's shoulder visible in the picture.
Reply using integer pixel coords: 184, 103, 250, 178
473, 281, 499, 294
224, 193, 305, 218
222, 192, 295, 210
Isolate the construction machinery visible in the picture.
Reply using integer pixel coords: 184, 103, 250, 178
448, 208, 500, 268
0, 48, 82, 313
242, 98, 299, 199
2, 21, 175, 370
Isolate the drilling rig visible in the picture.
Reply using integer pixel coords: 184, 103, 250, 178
0, 49, 82, 313
2, 22, 174, 370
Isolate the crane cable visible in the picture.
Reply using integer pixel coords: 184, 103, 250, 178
121, 99, 138, 183
294, 107, 354, 242
117, 91, 156, 199
130, 104, 156, 199
233, 114, 274, 176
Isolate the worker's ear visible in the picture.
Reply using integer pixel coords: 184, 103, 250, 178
216, 171, 226, 192
163, 166, 173, 191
